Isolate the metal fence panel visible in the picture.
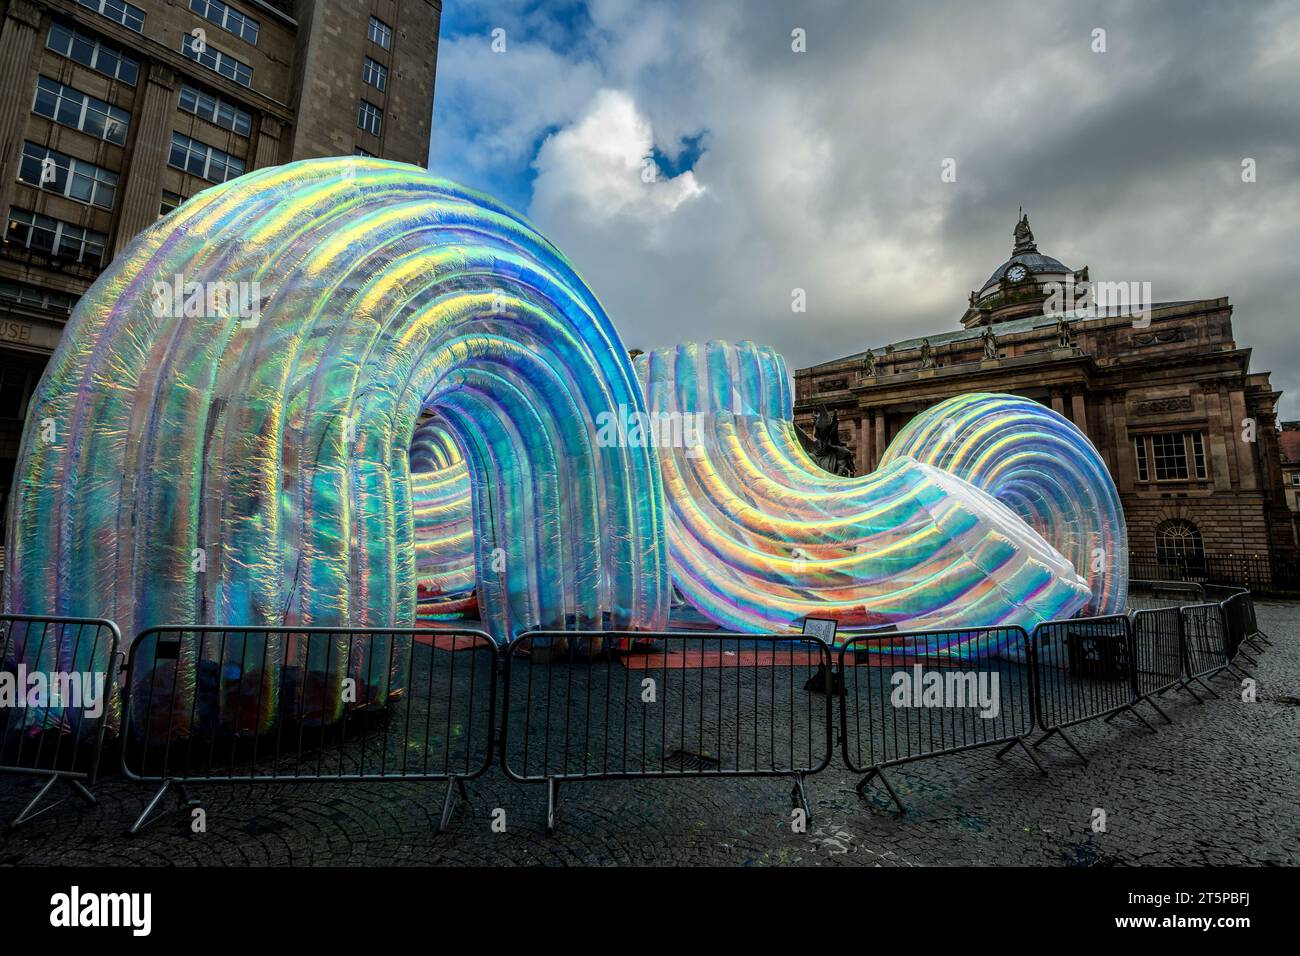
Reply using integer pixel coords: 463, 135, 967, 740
499, 631, 833, 829
837, 627, 1038, 811
0, 614, 122, 827
122, 626, 496, 782
1030, 615, 1150, 761
119, 626, 497, 833
1180, 603, 1231, 680
1130, 608, 1184, 712
1130, 551, 1300, 595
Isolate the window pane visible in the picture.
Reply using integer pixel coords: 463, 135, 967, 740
1152, 432, 1189, 480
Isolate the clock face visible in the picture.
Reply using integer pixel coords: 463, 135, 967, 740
1006, 264, 1028, 282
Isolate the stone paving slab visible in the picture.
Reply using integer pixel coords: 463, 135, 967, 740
1, 602, 1295, 866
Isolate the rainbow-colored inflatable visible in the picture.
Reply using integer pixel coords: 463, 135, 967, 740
3, 159, 1126, 730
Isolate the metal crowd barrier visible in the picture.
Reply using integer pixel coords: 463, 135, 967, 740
838, 627, 1039, 814
1179, 603, 1251, 698
1126, 579, 1206, 611
499, 631, 833, 832
0, 614, 122, 829
120, 625, 497, 834
1129, 608, 1184, 719
1028, 615, 1153, 764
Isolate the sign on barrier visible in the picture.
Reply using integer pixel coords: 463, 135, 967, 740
499, 631, 833, 832
0, 613, 122, 829
120, 625, 497, 833
1030, 614, 1153, 765
837, 627, 1038, 814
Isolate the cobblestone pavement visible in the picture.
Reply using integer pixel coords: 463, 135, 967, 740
2, 602, 1296, 867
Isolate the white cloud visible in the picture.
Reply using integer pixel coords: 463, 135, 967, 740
530, 90, 705, 227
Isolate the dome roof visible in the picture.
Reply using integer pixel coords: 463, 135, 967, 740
979, 251, 1072, 295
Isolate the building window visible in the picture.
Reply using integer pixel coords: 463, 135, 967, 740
1155, 519, 1205, 568
1134, 431, 1209, 482
1133, 436, 1149, 482
0, 279, 77, 314
357, 99, 383, 135
32, 76, 130, 145
159, 190, 186, 217
353, 146, 373, 157
189, 0, 259, 45
47, 22, 139, 85
168, 131, 245, 184
1151, 433, 1188, 480
19, 142, 118, 210
362, 57, 388, 92
181, 33, 253, 88
368, 16, 392, 50
5, 207, 107, 266
75, 0, 145, 33
1292, 473, 1300, 486
178, 83, 252, 136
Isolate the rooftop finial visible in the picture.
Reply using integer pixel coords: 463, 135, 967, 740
1013, 210, 1037, 254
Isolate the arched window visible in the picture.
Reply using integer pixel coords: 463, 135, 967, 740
1155, 519, 1204, 572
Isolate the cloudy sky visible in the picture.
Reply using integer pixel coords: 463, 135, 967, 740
428, 0, 1300, 417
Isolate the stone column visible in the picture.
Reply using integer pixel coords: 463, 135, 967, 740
0, 0, 44, 216
1228, 388, 1256, 491
878, 408, 889, 468
1071, 392, 1088, 437
112, 64, 180, 256
1111, 396, 1133, 493
1050, 390, 1066, 416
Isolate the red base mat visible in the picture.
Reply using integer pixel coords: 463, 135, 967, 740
620, 649, 836, 669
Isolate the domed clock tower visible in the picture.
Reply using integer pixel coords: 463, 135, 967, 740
960, 212, 1089, 328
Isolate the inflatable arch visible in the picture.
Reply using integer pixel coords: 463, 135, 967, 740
4, 158, 671, 649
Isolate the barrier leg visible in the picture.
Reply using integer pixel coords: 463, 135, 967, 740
4, 773, 96, 830
1033, 727, 1088, 765
1138, 696, 1174, 725
791, 773, 812, 821
993, 737, 1047, 776
1235, 648, 1258, 667
127, 779, 199, 836
1104, 705, 1157, 733
1195, 677, 1220, 698
545, 778, 560, 835
1223, 663, 1252, 682
1168, 679, 1206, 704
437, 777, 470, 834
855, 767, 905, 815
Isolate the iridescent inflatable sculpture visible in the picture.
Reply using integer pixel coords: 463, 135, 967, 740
5, 158, 1125, 680
4, 158, 671, 648
636, 342, 1108, 634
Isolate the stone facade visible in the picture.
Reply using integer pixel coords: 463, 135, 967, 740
0, 0, 441, 529
794, 217, 1297, 567
1282, 422, 1300, 516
